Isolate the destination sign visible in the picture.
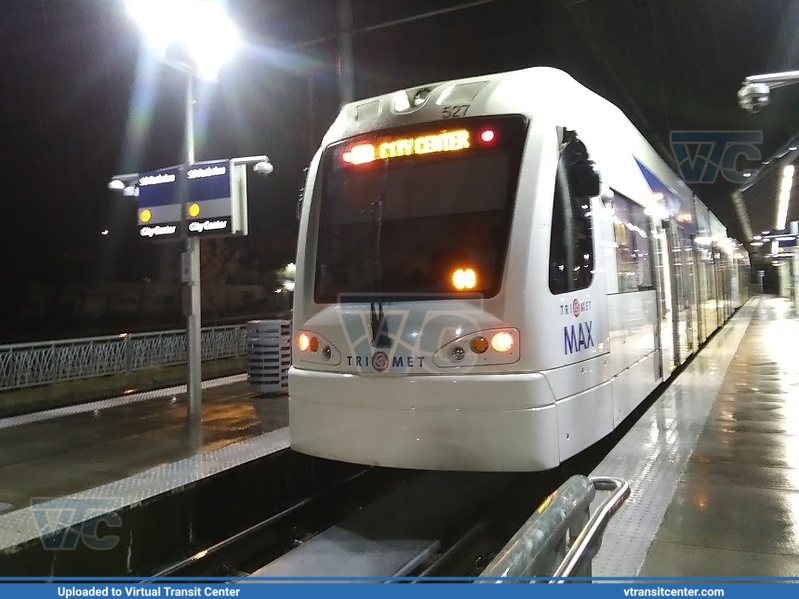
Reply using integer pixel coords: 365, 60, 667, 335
331, 116, 528, 173
342, 129, 472, 165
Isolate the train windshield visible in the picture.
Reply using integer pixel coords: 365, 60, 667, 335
313, 115, 528, 303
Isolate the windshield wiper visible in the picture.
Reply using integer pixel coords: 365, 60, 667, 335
370, 159, 390, 348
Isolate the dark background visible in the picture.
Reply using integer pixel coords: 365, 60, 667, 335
1, 0, 798, 341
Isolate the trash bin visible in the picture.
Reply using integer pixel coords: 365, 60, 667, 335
246, 320, 291, 395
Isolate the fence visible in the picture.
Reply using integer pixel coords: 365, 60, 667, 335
0, 325, 247, 392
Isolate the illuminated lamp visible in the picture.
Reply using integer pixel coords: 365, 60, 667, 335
452, 268, 477, 291
479, 129, 496, 143
491, 332, 514, 352
342, 144, 376, 165
298, 333, 311, 351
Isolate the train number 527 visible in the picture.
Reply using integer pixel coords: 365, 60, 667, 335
441, 105, 470, 118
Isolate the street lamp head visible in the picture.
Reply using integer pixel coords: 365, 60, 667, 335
109, 172, 140, 194
738, 82, 771, 113
253, 160, 274, 176
126, 0, 241, 81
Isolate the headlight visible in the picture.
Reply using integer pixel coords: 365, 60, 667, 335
295, 331, 341, 366
433, 328, 520, 368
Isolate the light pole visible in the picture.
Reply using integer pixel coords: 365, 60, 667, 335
126, 0, 241, 419
182, 64, 202, 420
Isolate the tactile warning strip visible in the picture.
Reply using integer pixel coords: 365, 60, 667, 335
590, 300, 756, 577
0, 426, 288, 551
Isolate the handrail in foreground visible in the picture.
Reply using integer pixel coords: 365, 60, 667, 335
478, 474, 630, 582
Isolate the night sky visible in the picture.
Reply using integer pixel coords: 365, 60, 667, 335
2, 0, 799, 327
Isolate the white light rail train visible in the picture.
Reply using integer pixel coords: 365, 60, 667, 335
289, 67, 750, 472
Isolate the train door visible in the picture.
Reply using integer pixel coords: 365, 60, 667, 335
668, 221, 698, 366
705, 244, 719, 334
680, 228, 699, 355
693, 238, 708, 344
651, 218, 675, 377
731, 255, 741, 309
718, 251, 726, 320
665, 221, 687, 366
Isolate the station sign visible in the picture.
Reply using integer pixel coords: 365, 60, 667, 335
761, 233, 797, 251
137, 164, 182, 240
136, 159, 249, 240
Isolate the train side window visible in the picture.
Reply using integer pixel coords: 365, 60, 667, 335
548, 132, 597, 295
611, 193, 653, 292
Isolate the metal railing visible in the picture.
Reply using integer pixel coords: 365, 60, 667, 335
478, 475, 630, 582
0, 325, 247, 392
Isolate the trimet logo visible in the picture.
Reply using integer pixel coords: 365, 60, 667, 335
188, 165, 226, 179
337, 297, 484, 374
371, 351, 390, 372
189, 219, 227, 233
140, 225, 177, 237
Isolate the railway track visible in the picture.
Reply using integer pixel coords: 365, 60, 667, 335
149, 459, 618, 581
149, 470, 542, 581
151, 396, 639, 582
396, 472, 565, 581
149, 466, 418, 578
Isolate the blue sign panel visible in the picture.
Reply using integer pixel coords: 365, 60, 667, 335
135, 158, 249, 241
187, 161, 231, 202
136, 165, 182, 241
137, 165, 182, 208
185, 160, 235, 238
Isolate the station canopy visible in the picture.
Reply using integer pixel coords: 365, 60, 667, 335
734, 130, 799, 243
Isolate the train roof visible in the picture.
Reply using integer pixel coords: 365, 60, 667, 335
326, 66, 734, 244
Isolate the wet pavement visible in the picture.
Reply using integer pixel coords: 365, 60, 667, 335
0, 382, 287, 512
639, 297, 799, 577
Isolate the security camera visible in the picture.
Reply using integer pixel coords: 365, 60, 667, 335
108, 172, 139, 193
254, 159, 274, 176
738, 82, 771, 113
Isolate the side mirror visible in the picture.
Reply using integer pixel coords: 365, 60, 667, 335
561, 130, 601, 198
297, 165, 310, 223
568, 160, 601, 198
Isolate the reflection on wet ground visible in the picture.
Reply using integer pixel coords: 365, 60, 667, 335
0, 382, 286, 510
640, 297, 799, 577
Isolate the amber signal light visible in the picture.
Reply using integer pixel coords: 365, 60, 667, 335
470, 336, 489, 354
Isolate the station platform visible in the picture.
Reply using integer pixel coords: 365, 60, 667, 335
0, 373, 288, 554
593, 295, 799, 578
5, 296, 797, 578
